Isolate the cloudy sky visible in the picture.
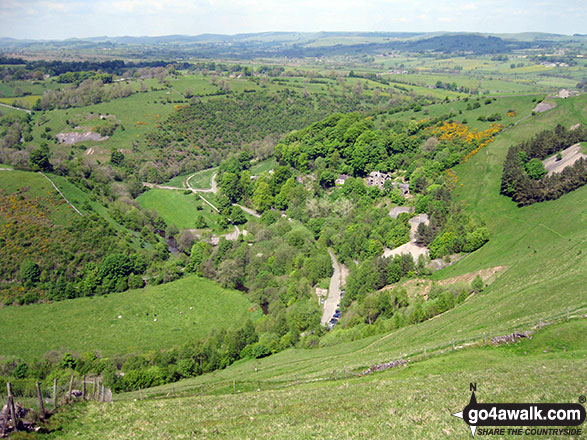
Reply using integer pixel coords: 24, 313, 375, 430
0, 0, 585, 40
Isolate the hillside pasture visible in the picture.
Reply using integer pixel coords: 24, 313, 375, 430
0, 275, 258, 360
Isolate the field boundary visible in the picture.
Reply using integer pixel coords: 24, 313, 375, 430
39, 172, 83, 216
116, 306, 586, 402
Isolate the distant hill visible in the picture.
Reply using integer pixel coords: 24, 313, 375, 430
0, 31, 565, 56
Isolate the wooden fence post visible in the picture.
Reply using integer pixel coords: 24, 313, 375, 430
483, 332, 487, 346
7, 383, 18, 432
53, 378, 58, 409
100, 384, 105, 402
232, 380, 236, 394
424, 347, 427, 359
94, 380, 99, 401
82, 375, 86, 400
67, 375, 74, 403
36, 381, 46, 417
452, 338, 455, 351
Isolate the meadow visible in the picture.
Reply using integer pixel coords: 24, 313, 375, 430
137, 188, 226, 231
48, 319, 586, 439
0, 275, 258, 360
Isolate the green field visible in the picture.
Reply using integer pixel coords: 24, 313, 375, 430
250, 157, 277, 175
389, 94, 541, 130
48, 320, 587, 439
186, 167, 218, 189
0, 169, 73, 225
137, 188, 226, 232
0, 276, 258, 360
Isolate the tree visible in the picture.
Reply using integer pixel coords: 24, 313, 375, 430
471, 275, 484, 293
29, 146, 52, 171
219, 172, 243, 202
252, 180, 273, 212
525, 158, 546, 180
230, 206, 247, 225
110, 149, 125, 165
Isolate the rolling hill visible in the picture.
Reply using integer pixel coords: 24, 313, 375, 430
44, 92, 587, 439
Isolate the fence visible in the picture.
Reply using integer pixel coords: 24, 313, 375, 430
0, 375, 111, 436
117, 305, 586, 402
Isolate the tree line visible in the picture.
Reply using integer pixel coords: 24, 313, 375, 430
500, 124, 587, 206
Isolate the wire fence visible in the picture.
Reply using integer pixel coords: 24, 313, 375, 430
0, 375, 111, 436
117, 305, 586, 402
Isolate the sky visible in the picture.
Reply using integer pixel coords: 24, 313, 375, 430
0, 0, 585, 40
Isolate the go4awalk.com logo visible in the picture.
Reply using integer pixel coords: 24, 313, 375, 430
452, 383, 586, 437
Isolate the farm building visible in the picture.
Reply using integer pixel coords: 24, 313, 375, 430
335, 174, 351, 185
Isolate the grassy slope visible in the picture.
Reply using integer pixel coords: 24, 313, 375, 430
0, 276, 258, 360
113, 94, 586, 389
52, 320, 587, 439
137, 188, 225, 231
18, 93, 587, 438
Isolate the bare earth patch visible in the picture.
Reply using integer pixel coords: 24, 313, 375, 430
533, 101, 556, 113
383, 213, 430, 260
56, 131, 109, 145
382, 265, 507, 299
542, 143, 586, 176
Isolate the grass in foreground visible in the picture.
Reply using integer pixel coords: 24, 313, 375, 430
47, 320, 587, 439
0, 276, 258, 360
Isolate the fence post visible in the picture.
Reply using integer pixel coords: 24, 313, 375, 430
100, 384, 105, 402
424, 347, 427, 359
452, 338, 455, 351
513, 328, 517, 342
257, 380, 261, 391
233, 380, 236, 394
6, 383, 17, 432
139, 387, 143, 401
483, 332, 487, 346
36, 381, 46, 417
82, 375, 86, 400
53, 378, 58, 409
67, 375, 74, 403
94, 380, 99, 401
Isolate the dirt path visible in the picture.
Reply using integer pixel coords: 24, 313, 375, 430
39, 172, 83, 216
383, 214, 430, 260
186, 171, 218, 193
0, 102, 31, 114
321, 250, 348, 325
235, 203, 261, 218
542, 143, 586, 176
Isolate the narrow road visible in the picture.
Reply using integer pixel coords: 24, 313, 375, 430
235, 203, 261, 218
321, 250, 348, 325
383, 213, 430, 260
0, 102, 31, 114
186, 171, 218, 193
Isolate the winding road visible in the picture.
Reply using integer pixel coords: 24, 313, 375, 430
321, 250, 349, 325
143, 168, 263, 242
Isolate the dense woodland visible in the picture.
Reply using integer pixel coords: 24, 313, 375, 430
501, 124, 587, 205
